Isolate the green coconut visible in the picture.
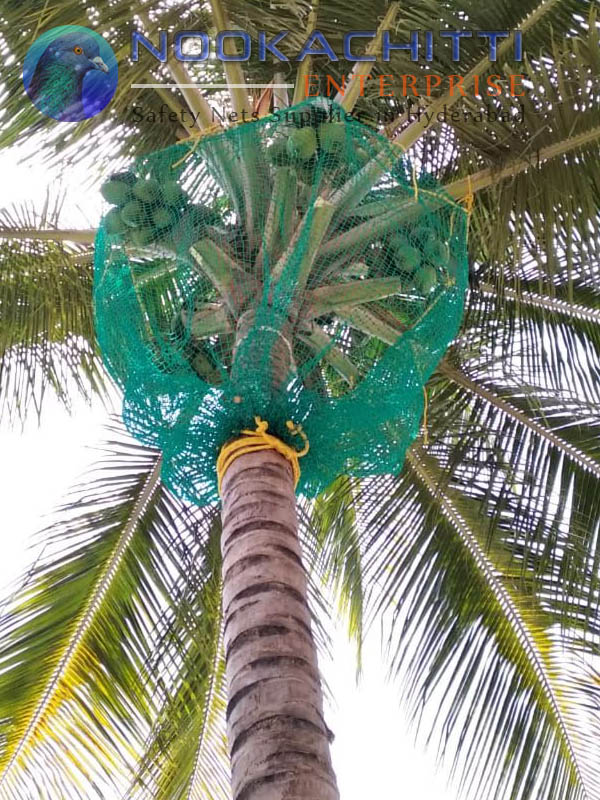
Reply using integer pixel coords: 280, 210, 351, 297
396, 245, 421, 274
413, 223, 435, 243
152, 206, 176, 229
100, 178, 133, 207
133, 177, 162, 203
121, 200, 146, 228
318, 122, 345, 153
130, 227, 156, 247
416, 265, 438, 294
287, 127, 318, 162
161, 181, 186, 206
388, 232, 410, 251
424, 237, 449, 266
103, 208, 127, 235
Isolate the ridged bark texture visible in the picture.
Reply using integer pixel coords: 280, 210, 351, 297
221, 448, 340, 800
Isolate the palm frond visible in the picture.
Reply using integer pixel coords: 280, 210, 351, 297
0, 200, 104, 425
126, 518, 230, 800
307, 475, 365, 665
441, 9, 600, 267
0, 426, 222, 800
360, 451, 600, 800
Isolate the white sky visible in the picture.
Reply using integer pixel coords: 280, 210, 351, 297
0, 144, 460, 798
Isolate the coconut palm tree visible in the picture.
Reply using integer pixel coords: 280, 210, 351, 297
1, 1, 600, 800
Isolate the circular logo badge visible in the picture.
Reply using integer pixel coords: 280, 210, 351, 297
23, 25, 118, 122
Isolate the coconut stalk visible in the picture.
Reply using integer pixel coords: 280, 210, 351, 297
292, 1, 320, 106
444, 123, 600, 200
256, 166, 298, 276
320, 204, 414, 258
269, 197, 335, 290
334, 2, 401, 113
205, 0, 266, 248
137, 12, 217, 131
207, 0, 252, 118
390, 0, 560, 147
305, 276, 404, 316
298, 324, 361, 385
189, 238, 256, 313
273, 70, 290, 109
186, 303, 231, 338
335, 304, 404, 344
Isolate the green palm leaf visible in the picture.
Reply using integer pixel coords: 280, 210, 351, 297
126, 519, 230, 800
361, 451, 600, 800
0, 426, 224, 799
0, 200, 103, 424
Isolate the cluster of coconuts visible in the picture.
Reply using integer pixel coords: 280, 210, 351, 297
266, 119, 350, 182
382, 221, 450, 297
100, 171, 220, 249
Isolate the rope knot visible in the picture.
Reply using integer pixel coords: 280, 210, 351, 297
217, 416, 309, 495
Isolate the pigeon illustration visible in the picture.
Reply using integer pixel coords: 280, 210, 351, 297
26, 31, 109, 121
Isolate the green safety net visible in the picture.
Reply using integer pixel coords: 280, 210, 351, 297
93, 98, 468, 506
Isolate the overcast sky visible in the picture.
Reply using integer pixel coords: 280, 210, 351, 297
0, 142, 460, 799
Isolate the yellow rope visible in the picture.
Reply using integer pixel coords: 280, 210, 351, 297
171, 111, 277, 170
411, 162, 419, 203
462, 173, 474, 215
217, 416, 309, 494
171, 122, 224, 170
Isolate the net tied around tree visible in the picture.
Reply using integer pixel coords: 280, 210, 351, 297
93, 98, 469, 506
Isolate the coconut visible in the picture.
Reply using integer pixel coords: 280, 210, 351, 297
152, 207, 176, 229
413, 223, 435, 243
417, 265, 438, 294
161, 181, 186, 206
287, 127, 318, 162
132, 177, 162, 203
396, 245, 421, 274
318, 122, 345, 152
121, 200, 146, 228
103, 208, 127, 235
388, 233, 410, 251
100, 178, 133, 206
130, 227, 156, 247
424, 237, 449, 266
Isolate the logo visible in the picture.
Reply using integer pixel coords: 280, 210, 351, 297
23, 25, 118, 122
130, 29, 523, 64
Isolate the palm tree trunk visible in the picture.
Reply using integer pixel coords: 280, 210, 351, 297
220, 447, 339, 800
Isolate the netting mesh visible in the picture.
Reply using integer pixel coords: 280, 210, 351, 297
94, 98, 468, 505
